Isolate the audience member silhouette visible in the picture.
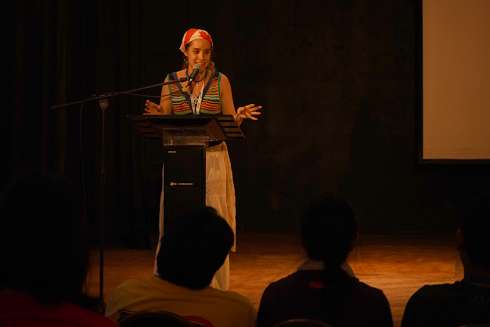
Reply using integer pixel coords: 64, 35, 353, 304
0, 174, 115, 327
106, 206, 256, 327
257, 194, 393, 327
118, 310, 195, 327
401, 203, 490, 326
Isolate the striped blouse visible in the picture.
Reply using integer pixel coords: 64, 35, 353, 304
166, 71, 222, 115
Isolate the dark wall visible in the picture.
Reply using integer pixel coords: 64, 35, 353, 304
10, 0, 490, 246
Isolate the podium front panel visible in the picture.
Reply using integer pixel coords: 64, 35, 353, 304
163, 146, 206, 235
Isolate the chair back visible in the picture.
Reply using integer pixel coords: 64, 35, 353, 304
273, 318, 334, 327
182, 315, 215, 327
118, 310, 195, 327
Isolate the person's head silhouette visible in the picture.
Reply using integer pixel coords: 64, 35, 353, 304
457, 201, 490, 273
301, 194, 358, 270
0, 174, 89, 304
156, 206, 234, 289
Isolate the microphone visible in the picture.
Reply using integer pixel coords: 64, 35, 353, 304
187, 64, 200, 83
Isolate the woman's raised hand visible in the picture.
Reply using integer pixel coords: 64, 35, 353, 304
144, 100, 162, 114
235, 104, 262, 121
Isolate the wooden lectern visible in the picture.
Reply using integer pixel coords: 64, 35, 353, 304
128, 114, 243, 243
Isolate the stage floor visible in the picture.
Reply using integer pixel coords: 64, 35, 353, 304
87, 233, 461, 327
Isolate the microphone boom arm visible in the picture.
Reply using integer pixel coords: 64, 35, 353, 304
50, 76, 188, 110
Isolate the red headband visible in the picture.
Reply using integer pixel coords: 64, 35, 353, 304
179, 28, 213, 53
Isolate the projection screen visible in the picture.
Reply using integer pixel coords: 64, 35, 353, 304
421, 0, 490, 161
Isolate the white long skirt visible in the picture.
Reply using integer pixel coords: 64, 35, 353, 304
155, 142, 236, 290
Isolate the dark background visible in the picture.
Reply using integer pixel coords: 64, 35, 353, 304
7, 0, 489, 247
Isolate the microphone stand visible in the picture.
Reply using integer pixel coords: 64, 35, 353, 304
50, 76, 188, 308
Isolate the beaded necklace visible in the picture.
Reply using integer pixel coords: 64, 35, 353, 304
186, 68, 207, 114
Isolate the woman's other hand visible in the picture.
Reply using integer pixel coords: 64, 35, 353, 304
235, 104, 262, 121
144, 100, 162, 114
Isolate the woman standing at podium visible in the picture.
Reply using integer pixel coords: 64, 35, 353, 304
144, 28, 261, 290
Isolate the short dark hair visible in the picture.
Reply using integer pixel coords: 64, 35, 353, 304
459, 201, 490, 269
301, 194, 357, 268
157, 206, 233, 289
0, 175, 89, 304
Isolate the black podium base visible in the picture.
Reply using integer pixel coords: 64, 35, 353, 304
163, 145, 206, 235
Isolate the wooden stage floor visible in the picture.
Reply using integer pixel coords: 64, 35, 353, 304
87, 233, 462, 327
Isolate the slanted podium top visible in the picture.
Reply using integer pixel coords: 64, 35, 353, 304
127, 114, 244, 146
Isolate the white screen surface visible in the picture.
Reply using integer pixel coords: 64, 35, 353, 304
423, 0, 490, 160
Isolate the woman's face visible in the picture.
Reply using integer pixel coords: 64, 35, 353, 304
185, 39, 212, 72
